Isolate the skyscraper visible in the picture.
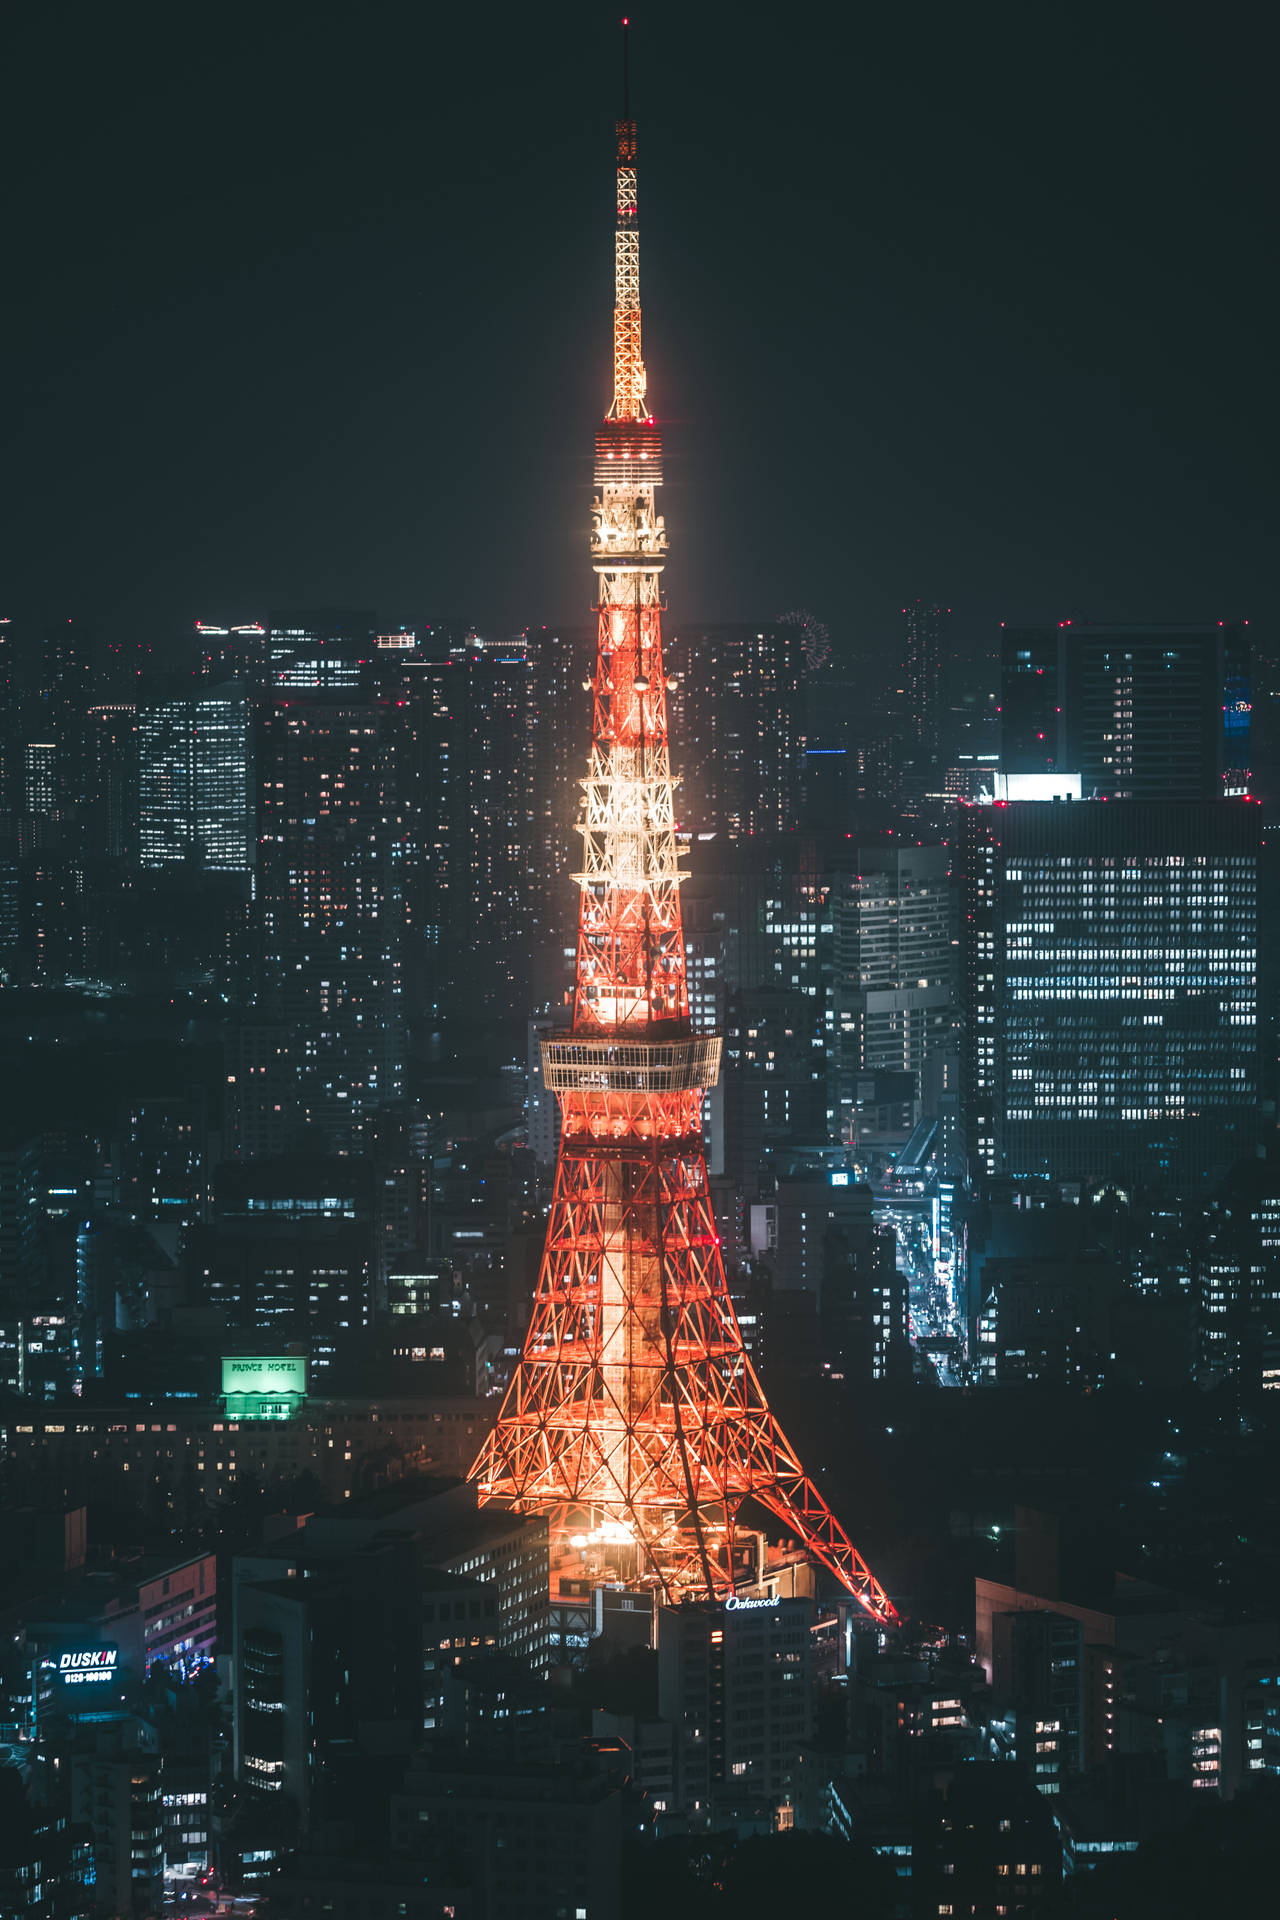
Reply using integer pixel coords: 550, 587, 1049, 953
138, 683, 252, 872
80, 704, 139, 861
1000, 621, 1251, 800
1197, 1153, 1280, 1402
528, 621, 594, 955
248, 616, 408, 1154
22, 742, 57, 818
830, 844, 952, 1137
266, 609, 375, 691
417, 632, 537, 1018
672, 623, 806, 834
186, 1158, 377, 1371
901, 599, 952, 770
957, 798, 1260, 1191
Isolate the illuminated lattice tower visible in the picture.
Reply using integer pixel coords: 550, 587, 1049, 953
471, 31, 896, 1621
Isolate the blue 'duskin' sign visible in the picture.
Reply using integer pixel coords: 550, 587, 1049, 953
55, 1647, 119, 1686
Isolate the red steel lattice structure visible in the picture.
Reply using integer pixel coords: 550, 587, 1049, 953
471, 30, 896, 1623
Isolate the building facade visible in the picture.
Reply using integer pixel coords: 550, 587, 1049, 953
671, 624, 806, 835
831, 845, 952, 1137
1000, 622, 1251, 801
958, 799, 1259, 1191
657, 1596, 815, 1826
138, 684, 252, 873
252, 646, 408, 1151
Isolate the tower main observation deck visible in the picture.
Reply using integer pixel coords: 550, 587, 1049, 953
470, 31, 896, 1623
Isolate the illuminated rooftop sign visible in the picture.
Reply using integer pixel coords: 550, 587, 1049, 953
993, 772, 1083, 802
221, 1356, 306, 1397
221, 1355, 307, 1419
54, 1647, 118, 1686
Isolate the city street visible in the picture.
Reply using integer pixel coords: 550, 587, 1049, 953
876, 1201, 966, 1385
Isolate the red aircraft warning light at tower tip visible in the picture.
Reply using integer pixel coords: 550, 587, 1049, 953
470, 19, 898, 1626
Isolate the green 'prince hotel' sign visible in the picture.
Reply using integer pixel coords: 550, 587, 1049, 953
221, 1355, 308, 1398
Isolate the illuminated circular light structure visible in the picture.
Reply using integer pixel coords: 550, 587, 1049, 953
470, 26, 895, 1623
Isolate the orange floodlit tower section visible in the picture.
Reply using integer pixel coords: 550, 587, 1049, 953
471, 24, 896, 1624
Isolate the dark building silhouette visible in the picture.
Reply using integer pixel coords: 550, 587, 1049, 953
414, 632, 536, 1018
527, 621, 594, 959
671, 622, 806, 834
185, 1156, 378, 1371
657, 1595, 816, 1824
0, 1767, 93, 1920
901, 599, 953, 770
913, 1764, 1070, 1912
1197, 1151, 1280, 1403
1000, 621, 1250, 800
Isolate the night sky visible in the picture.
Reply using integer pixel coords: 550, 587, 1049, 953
3, 0, 1275, 665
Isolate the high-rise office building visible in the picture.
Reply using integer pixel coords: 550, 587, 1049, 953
957, 798, 1260, 1191
80, 705, 139, 861
762, 1173, 909, 1383
23, 743, 57, 817
990, 1607, 1106, 1788
901, 600, 953, 769
830, 845, 952, 1137
69, 1753, 164, 1920
266, 609, 375, 690
185, 1157, 377, 1369
1198, 1153, 1280, 1402
194, 619, 268, 686
414, 633, 537, 1017
448, 635, 535, 1010
18, 854, 88, 982
138, 684, 252, 872
690, 832, 836, 1186
672, 623, 806, 834
0, 1141, 42, 1338
250, 617, 409, 1152
234, 1537, 424, 1828
119, 1094, 211, 1229
1000, 622, 1251, 800
527, 622, 593, 954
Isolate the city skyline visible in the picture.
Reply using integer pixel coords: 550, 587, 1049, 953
1, 12, 1276, 1915
2, 3, 1274, 657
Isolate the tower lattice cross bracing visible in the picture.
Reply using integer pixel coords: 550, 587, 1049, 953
470, 28, 896, 1623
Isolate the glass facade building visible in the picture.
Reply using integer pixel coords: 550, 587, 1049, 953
958, 799, 1260, 1191
831, 845, 952, 1136
138, 683, 252, 872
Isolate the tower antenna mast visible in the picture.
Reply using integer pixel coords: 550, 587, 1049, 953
472, 22, 897, 1625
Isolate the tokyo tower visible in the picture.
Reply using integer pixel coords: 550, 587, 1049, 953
471, 25, 896, 1623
